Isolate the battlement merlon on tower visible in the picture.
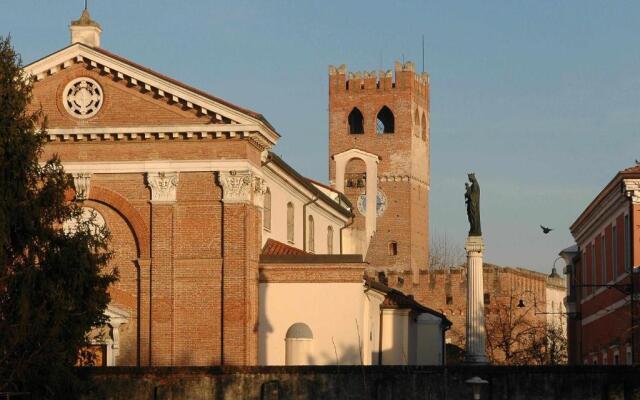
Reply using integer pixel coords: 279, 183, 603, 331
328, 61, 429, 93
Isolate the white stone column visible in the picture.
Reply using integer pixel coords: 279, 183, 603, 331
465, 235, 488, 364
364, 160, 378, 246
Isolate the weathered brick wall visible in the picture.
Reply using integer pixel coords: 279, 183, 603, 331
386, 265, 551, 354
79, 365, 640, 400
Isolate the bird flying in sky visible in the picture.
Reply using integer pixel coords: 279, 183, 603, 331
540, 225, 553, 234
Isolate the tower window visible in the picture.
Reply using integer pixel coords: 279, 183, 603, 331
376, 106, 394, 134
484, 293, 490, 305
348, 107, 364, 134
388, 241, 398, 256
421, 113, 427, 142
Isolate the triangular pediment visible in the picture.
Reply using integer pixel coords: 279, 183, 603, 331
24, 43, 279, 146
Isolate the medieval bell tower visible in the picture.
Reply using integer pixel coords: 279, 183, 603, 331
328, 61, 430, 282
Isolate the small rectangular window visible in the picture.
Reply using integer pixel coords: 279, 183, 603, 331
484, 293, 490, 305
446, 295, 453, 305
388, 241, 398, 256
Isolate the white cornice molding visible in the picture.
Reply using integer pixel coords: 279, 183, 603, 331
572, 187, 627, 245
60, 159, 261, 175
24, 44, 279, 146
623, 179, 640, 204
333, 148, 380, 164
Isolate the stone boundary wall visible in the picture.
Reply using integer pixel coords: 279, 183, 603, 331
79, 365, 640, 400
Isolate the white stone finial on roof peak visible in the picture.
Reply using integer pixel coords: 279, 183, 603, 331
70, 6, 102, 47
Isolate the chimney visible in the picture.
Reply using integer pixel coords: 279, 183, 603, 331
69, 8, 102, 47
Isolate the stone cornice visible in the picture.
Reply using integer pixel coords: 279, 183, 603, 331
46, 125, 260, 143
623, 179, 640, 204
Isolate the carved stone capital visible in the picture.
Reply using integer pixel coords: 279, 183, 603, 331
465, 236, 484, 254
218, 170, 265, 205
218, 170, 253, 204
623, 179, 640, 204
72, 172, 92, 201
253, 176, 267, 207
146, 172, 179, 203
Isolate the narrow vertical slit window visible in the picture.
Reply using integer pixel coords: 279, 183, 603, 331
327, 226, 334, 255
307, 215, 314, 253
287, 202, 294, 243
263, 188, 271, 231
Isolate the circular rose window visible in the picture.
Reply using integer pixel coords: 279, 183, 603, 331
63, 77, 103, 119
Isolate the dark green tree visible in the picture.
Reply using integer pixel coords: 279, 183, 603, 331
0, 36, 117, 398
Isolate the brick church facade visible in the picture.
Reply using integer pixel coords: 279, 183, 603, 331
27, 10, 564, 366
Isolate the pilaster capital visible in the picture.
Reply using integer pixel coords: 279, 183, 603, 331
623, 179, 640, 204
252, 175, 267, 207
465, 236, 484, 254
218, 170, 265, 205
72, 172, 92, 201
146, 172, 179, 204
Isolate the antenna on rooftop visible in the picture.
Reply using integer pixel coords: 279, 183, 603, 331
422, 34, 425, 73
84, 0, 88, 10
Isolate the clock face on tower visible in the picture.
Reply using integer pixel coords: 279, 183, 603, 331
357, 190, 387, 217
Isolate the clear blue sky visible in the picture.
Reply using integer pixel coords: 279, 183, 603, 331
3, 1, 639, 273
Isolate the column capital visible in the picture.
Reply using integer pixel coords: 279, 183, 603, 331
146, 172, 179, 204
72, 172, 92, 201
623, 179, 640, 204
465, 236, 484, 253
218, 170, 265, 206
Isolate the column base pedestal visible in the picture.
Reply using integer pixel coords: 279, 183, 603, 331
464, 354, 489, 365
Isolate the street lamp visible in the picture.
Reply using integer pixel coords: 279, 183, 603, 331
465, 376, 488, 400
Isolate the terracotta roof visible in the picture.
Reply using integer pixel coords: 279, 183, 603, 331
621, 165, 640, 173
262, 239, 307, 256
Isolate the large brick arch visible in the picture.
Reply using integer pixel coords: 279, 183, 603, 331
89, 185, 150, 258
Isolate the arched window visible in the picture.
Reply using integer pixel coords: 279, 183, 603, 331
388, 241, 398, 256
285, 322, 313, 365
376, 106, 394, 134
263, 188, 271, 231
307, 215, 315, 253
421, 112, 427, 142
287, 202, 294, 243
414, 108, 420, 137
348, 107, 364, 134
327, 226, 334, 255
